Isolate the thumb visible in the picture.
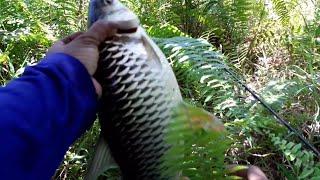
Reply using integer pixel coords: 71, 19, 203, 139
77, 20, 117, 46
61, 32, 84, 44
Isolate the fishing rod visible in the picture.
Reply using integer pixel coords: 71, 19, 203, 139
223, 67, 320, 159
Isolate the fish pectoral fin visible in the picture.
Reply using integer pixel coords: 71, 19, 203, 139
85, 135, 118, 180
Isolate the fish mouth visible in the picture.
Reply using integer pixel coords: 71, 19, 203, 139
103, 7, 140, 31
117, 28, 138, 34
89, 0, 140, 31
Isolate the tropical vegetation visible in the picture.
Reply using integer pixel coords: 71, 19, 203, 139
1, 0, 320, 179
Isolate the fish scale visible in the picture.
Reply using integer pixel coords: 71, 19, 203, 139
86, 0, 182, 179
94, 39, 174, 178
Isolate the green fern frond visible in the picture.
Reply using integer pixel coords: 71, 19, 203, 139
0, 0, 85, 84
269, 132, 319, 179
155, 37, 244, 119
270, 0, 290, 25
162, 103, 229, 179
155, 36, 319, 179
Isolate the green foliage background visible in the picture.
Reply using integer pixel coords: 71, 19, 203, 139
1, 0, 320, 179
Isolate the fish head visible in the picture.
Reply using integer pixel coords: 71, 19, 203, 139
88, 0, 182, 104
88, 0, 139, 31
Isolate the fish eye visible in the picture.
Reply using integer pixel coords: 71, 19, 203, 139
103, 0, 113, 5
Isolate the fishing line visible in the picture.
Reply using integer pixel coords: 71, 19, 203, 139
223, 67, 320, 159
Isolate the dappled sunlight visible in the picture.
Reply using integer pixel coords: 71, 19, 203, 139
1, 0, 320, 179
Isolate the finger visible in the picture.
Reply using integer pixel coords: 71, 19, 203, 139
47, 41, 65, 55
61, 32, 84, 44
80, 20, 117, 45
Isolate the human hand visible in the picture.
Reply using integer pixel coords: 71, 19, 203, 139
47, 20, 117, 97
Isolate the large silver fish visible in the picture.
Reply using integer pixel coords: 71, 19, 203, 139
86, 0, 182, 179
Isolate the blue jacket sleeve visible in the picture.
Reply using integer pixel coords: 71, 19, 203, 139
0, 53, 98, 179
